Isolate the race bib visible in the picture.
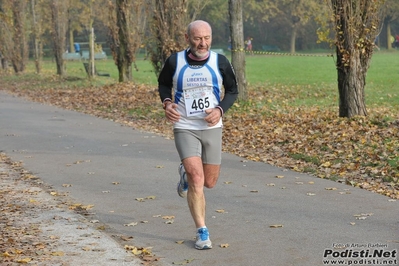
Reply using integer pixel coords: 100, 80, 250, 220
184, 87, 214, 117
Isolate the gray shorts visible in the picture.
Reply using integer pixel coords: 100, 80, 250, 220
174, 128, 222, 165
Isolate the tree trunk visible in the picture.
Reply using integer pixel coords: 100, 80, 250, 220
0, 58, 7, 70
109, 0, 145, 82
336, 49, 368, 117
116, 11, 129, 82
229, 0, 247, 101
89, 25, 95, 78
69, 29, 75, 53
331, 0, 382, 118
50, 0, 67, 76
290, 25, 297, 54
31, 0, 42, 74
11, 1, 28, 74
116, 0, 131, 82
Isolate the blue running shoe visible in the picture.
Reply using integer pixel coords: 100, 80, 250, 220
195, 227, 212, 250
177, 163, 188, 198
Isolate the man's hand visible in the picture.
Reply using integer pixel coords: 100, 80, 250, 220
204, 108, 221, 127
164, 102, 180, 123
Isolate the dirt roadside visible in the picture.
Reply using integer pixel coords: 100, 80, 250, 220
0, 153, 148, 266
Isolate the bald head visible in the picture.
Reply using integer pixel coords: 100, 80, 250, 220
187, 20, 212, 37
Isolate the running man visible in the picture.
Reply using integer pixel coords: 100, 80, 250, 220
158, 20, 238, 250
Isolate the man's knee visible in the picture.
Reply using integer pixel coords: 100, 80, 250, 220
204, 173, 219, 188
204, 181, 216, 189
203, 164, 220, 188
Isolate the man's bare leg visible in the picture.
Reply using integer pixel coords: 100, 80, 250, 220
183, 157, 220, 249
183, 157, 220, 228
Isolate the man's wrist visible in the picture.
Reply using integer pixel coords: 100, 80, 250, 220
162, 99, 172, 109
216, 106, 224, 116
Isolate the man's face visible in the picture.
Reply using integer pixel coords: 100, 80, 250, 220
186, 23, 212, 59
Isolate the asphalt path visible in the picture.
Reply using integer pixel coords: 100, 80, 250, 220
0, 91, 398, 266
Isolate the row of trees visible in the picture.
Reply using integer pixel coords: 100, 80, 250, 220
0, 0, 397, 118
0, 0, 207, 78
238, 0, 399, 53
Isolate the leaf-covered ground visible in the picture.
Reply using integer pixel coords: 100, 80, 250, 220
1, 82, 398, 199
0, 152, 157, 265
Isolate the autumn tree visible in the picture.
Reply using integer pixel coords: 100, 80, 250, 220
187, 0, 213, 22
12, 1, 29, 73
275, 0, 321, 54
82, 0, 96, 77
242, 0, 280, 50
108, 0, 146, 82
67, 0, 86, 53
0, 0, 29, 73
330, 0, 384, 118
47, 0, 69, 76
146, 0, 189, 76
229, 0, 247, 101
0, 1, 11, 70
30, 0, 44, 74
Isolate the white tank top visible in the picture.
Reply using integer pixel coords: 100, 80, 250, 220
173, 50, 223, 130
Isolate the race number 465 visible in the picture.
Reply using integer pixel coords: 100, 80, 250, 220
191, 97, 210, 111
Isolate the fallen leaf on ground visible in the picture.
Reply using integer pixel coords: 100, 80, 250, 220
17, 258, 32, 263
51, 251, 65, 256
325, 187, 337, 190
269, 224, 283, 228
120, 235, 134, 241
124, 222, 138, 227
172, 258, 194, 265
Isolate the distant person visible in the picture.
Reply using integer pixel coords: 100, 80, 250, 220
245, 37, 253, 54
390, 35, 395, 47
395, 34, 399, 48
74, 43, 80, 54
